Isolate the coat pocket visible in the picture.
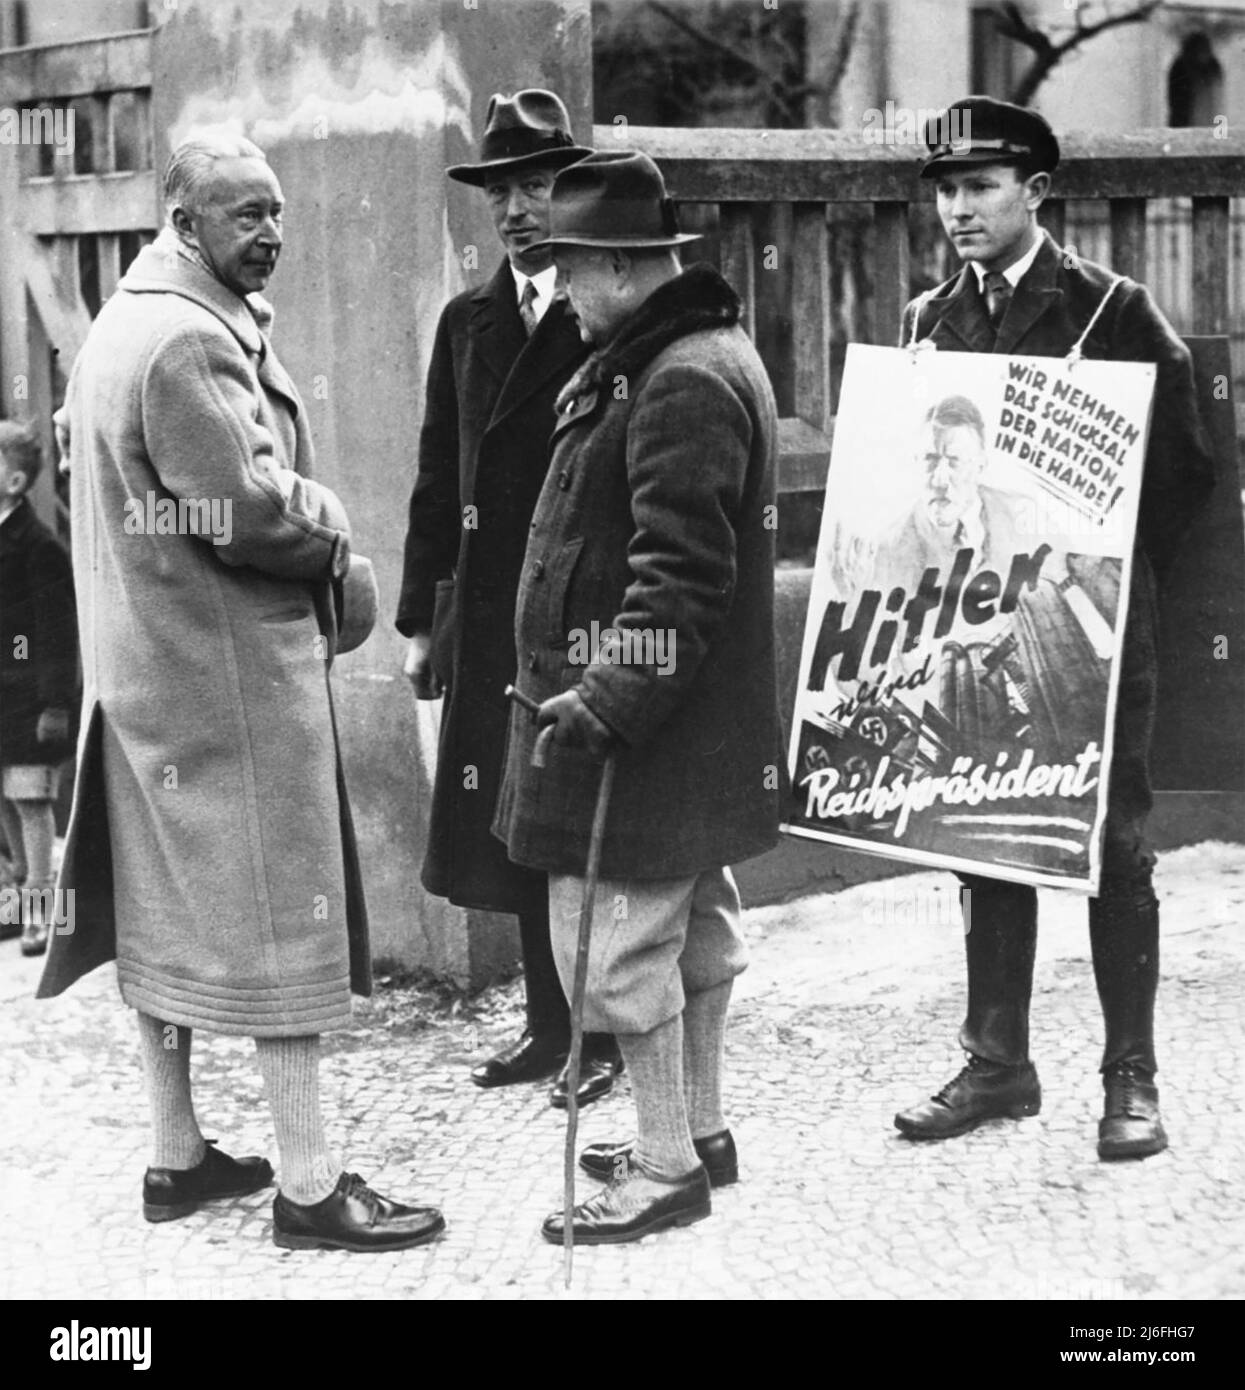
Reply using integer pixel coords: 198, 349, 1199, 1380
544, 537, 584, 646
258, 605, 317, 624
430, 577, 456, 684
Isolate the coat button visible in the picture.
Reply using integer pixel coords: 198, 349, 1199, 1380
527, 650, 538, 672
558, 469, 572, 490
532, 559, 545, 580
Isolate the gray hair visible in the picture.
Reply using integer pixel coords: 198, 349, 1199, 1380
163, 133, 268, 218
0, 419, 44, 489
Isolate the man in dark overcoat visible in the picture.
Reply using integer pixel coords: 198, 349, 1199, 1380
892, 98, 1215, 1160
494, 152, 782, 1243
397, 90, 622, 1106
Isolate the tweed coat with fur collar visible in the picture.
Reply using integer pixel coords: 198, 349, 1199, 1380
494, 264, 783, 879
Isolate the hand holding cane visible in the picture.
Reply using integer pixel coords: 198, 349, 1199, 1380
505, 684, 616, 1287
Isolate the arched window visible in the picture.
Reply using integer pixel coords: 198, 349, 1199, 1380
1168, 32, 1224, 127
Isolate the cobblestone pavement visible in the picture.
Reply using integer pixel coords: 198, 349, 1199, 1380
2, 841, 1242, 1302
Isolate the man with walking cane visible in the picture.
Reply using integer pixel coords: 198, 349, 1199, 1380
494, 151, 783, 1245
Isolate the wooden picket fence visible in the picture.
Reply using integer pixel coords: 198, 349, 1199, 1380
604, 124, 1245, 497
0, 28, 159, 534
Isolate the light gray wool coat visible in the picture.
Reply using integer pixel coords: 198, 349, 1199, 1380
37, 232, 371, 1035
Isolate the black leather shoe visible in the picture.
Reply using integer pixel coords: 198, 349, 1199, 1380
1098, 1062, 1168, 1160
549, 1040, 624, 1110
894, 1054, 1041, 1140
541, 1165, 711, 1246
580, 1129, 738, 1188
143, 1140, 274, 1222
470, 1030, 568, 1088
272, 1172, 445, 1251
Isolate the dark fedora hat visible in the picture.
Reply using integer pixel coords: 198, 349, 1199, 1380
447, 89, 592, 186
919, 96, 1060, 178
526, 150, 701, 250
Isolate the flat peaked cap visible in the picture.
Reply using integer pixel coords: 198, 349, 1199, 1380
919, 96, 1060, 178
447, 88, 592, 185
527, 150, 702, 250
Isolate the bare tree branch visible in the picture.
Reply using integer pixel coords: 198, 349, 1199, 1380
995, 1, 1163, 107
822, 0, 863, 106
644, 0, 772, 86
644, 0, 863, 126
995, 1, 1057, 63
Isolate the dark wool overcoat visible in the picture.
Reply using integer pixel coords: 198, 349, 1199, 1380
494, 264, 783, 879
903, 230, 1215, 856
396, 260, 587, 912
37, 235, 371, 1035
0, 498, 78, 766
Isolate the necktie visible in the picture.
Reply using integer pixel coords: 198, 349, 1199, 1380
518, 279, 539, 337
983, 270, 1012, 333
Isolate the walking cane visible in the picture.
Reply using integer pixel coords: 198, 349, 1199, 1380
506, 685, 616, 1288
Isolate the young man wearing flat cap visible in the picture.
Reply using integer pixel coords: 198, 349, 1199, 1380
494, 150, 782, 1243
397, 90, 623, 1108
893, 95, 1214, 1160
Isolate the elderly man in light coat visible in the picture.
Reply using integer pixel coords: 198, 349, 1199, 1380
38, 134, 443, 1252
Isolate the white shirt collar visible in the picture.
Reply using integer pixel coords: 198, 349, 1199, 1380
512, 263, 559, 324
953, 495, 987, 554
971, 231, 1043, 290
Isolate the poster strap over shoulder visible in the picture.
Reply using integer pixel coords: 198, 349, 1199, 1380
1066, 276, 1125, 365
906, 290, 936, 353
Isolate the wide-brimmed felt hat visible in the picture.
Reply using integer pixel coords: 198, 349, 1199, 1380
447, 89, 592, 186
526, 150, 701, 250
336, 554, 378, 656
919, 96, 1060, 178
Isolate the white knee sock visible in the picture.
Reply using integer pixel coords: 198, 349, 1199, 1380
135, 1011, 206, 1170
683, 981, 732, 1139
14, 798, 56, 889
254, 1035, 341, 1206
619, 1016, 700, 1181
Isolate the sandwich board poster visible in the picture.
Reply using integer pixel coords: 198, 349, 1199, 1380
782, 344, 1157, 893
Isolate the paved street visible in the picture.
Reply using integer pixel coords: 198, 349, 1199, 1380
2, 841, 1242, 1301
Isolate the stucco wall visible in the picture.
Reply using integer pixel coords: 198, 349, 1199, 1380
148, 0, 593, 984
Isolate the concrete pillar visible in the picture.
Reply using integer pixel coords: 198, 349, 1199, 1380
148, 0, 592, 986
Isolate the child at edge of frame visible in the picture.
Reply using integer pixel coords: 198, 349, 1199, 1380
0, 419, 78, 958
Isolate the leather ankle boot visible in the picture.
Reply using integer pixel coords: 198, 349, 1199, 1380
1099, 1061, 1167, 1160
895, 1053, 1041, 1139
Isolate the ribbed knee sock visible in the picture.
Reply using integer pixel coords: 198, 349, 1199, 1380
14, 799, 56, 889
254, 1035, 340, 1206
135, 1011, 206, 1170
0, 797, 27, 881
619, 1016, 699, 1181
682, 980, 732, 1139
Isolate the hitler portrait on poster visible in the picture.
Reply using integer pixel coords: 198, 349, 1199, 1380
784, 343, 1157, 894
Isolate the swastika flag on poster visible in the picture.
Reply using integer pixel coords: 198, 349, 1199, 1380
782, 344, 1157, 893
